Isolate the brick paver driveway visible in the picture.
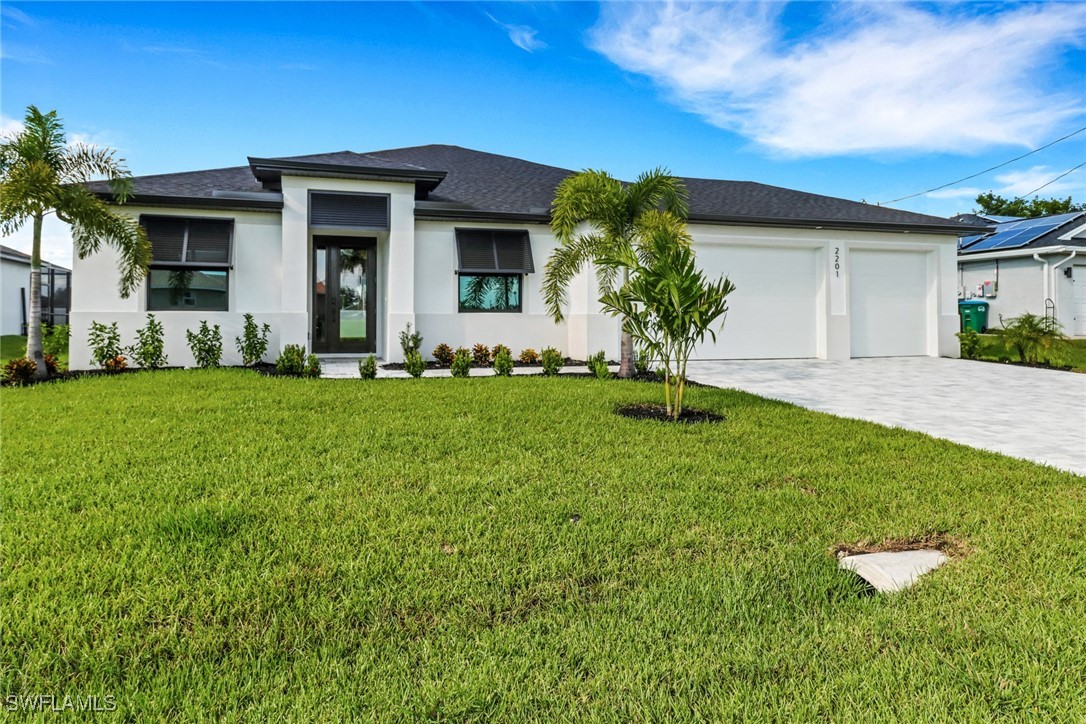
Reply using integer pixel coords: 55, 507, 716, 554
686, 357, 1086, 475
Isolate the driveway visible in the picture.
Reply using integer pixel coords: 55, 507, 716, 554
686, 357, 1086, 476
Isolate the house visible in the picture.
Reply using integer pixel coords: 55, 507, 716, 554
1, 244, 71, 335
955, 211, 1086, 336
74, 145, 979, 369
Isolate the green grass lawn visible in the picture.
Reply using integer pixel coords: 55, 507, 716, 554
1, 334, 69, 370
2, 371, 1083, 719
973, 334, 1086, 372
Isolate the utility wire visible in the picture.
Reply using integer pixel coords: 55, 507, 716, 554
878, 125, 1086, 205
1012, 160, 1086, 200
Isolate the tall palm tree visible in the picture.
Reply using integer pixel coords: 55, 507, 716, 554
0, 106, 150, 378
543, 167, 688, 377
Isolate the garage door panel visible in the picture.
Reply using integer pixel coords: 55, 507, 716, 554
693, 245, 818, 360
850, 249, 928, 358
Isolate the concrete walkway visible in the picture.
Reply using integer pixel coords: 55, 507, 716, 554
686, 357, 1086, 476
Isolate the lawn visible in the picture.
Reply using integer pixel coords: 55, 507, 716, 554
2, 371, 1084, 719
973, 334, 1086, 372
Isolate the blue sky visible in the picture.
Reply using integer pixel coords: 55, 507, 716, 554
2, 1, 1085, 267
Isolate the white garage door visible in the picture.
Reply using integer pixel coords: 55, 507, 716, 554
693, 245, 818, 359
849, 249, 929, 357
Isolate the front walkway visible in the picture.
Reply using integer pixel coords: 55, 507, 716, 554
686, 357, 1086, 476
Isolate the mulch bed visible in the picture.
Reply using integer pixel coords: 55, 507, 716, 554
831, 532, 971, 559
615, 403, 725, 424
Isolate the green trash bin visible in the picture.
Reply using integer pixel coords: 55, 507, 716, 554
958, 299, 989, 333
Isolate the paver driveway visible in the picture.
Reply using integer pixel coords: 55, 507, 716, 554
686, 357, 1086, 476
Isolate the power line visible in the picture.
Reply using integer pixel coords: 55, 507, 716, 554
878, 125, 1086, 205
1013, 160, 1086, 200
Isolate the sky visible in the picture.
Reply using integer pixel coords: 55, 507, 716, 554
2, 1, 1085, 268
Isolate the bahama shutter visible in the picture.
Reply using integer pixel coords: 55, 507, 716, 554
455, 229, 535, 274
140, 216, 234, 268
309, 192, 389, 229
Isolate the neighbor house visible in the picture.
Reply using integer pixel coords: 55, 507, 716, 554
74, 145, 979, 369
956, 211, 1086, 336
1, 244, 71, 336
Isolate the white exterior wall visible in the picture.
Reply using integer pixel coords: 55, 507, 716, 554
1, 258, 30, 335
70, 207, 283, 369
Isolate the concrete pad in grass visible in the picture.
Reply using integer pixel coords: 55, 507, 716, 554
839, 550, 947, 593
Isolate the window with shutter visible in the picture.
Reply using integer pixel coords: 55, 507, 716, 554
140, 215, 234, 311
454, 229, 533, 313
309, 192, 389, 229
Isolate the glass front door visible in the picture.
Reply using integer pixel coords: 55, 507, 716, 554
312, 237, 376, 353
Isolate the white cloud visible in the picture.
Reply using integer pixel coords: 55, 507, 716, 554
590, 2, 1086, 157
486, 12, 546, 53
928, 165, 1086, 200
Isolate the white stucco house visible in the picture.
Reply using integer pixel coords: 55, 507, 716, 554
1, 244, 70, 336
955, 211, 1086, 336
73, 145, 979, 369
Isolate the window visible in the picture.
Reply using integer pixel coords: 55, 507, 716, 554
141, 216, 233, 311
454, 228, 533, 313
458, 274, 521, 312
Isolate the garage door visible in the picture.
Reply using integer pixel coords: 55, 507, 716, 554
693, 245, 818, 359
849, 249, 929, 357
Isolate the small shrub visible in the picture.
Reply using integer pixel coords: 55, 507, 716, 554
541, 347, 564, 376
42, 324, 70, 358
41, 354, 59, 375
432, 343, 455, 366
3, 357, 37, 386
103, 355, 128, 372
185, 321, 223, 369
493, 347, 514, 376
305, 354, 321, 378
235, 314, 271, 366
587, 350, 612, 380
519, 348, 539, 365
956, 328, 981, 360
275, 344, 307, 375
404, 351, 426, 378
451, 350, 472, 378
472, 343, 490, 365
454, 346, 471, 362
490, 344, 511, 363
358, 354, 378, 380
131, 314, 168, 369
997, 313, 1070, 365
635, 348, 651, 375
399, 322, 423, 358
88, 321, 123, 368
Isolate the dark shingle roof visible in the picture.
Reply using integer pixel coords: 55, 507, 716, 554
88, 144, 978, 232
958, 211, 1086, 255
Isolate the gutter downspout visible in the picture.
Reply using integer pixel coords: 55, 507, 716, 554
1049, 251, 1078, 327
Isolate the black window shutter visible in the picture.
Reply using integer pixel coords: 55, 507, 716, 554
455, 229, 534, 274
141, 216, 233, 267
142, 217, 186, 263
185, 220, 233, 264
310, 192, 389, 229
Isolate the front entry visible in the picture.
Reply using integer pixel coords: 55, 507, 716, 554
312, 236, 376, 353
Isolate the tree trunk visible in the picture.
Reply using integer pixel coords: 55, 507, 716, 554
617, 268, 635, 378
27, 214, 48, 379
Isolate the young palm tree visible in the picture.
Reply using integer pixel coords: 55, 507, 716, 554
0, 106, 150, 378
543, 167, 688, 377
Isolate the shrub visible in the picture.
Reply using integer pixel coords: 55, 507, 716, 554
519, 348, 539, 364
41, 354, 59, 375
305, 354, 321, 378
404, 351, 426, 378
451, 350, 472, 378
432, 343, 455, 366
185, 321, 223, 369
88, 321, 123, 369
3, 357, 37, 386
956, 328, 981, 360
997, 313, 1070, 365
635, 348, 651, 375
399, 322, 423, 358
131, 314, 168, 370
490, 344, 511, 363
358, 354, 378, 380
454, 346, 471, 363
235, 314, 271, 366
541, 347, 564, 376
472, 343, 490, 365
275, 344, 307, 375
587, 350, 612, 380
42, 323, 70, 358
103, 355, 127, 372
493, 347, 514, 376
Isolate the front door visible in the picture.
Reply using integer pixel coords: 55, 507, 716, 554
313, 236, 376, 353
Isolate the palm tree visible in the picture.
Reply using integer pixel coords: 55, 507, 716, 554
0, 106, 150, 378
543, 168, 688, 377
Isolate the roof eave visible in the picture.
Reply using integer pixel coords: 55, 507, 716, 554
957, 244, 1086, 262
688, 213, 988, 236
414, 208, 551, 224
247, 156, 446, 193
92, 191, 284, 212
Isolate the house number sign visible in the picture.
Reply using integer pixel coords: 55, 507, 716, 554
834, 247, 840, 277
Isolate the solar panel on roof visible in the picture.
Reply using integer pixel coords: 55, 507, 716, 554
958, 212, 1083, 254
